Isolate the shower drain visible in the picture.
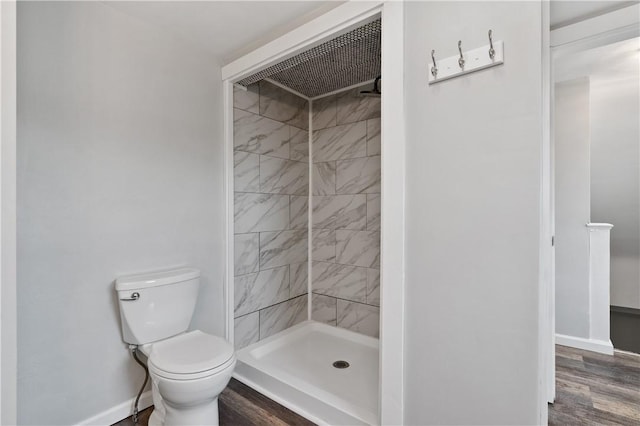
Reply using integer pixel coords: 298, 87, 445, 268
332, 360, 350, 369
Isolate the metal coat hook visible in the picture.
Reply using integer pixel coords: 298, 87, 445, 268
431, 50, 438, 77
488, 30, 495, 59
457, 40, 465, 69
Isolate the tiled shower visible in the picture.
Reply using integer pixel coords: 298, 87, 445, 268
233, 80, 381, 349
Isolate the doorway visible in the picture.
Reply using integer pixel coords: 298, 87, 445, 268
547, 2, 640, 405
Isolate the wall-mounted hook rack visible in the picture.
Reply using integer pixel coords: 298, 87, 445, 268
428, 35, 504, 85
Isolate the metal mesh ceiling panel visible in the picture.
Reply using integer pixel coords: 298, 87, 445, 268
236, 19, 381, 98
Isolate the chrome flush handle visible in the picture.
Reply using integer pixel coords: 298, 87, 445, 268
120, 292, 140, 301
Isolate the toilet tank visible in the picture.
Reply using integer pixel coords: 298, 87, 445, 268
116, 268, 200, 345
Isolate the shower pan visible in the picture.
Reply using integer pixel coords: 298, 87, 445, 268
235, 321, 378, 424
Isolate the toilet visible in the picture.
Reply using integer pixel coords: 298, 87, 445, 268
116, 268, 235, 426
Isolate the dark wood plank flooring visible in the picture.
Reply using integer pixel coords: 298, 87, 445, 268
549, 345, 640, 426
113, 378, 314, 426
115, 346, 640, 426
220, 378, 314, 425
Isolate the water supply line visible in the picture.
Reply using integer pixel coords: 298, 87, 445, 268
129, 345, 149, 424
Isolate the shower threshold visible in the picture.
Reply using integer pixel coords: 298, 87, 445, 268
234, 320, 379, 425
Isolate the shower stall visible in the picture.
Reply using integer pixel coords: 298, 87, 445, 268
229, 17, 383, 424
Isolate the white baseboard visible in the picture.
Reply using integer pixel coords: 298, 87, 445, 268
75, 390, 153, 426
555, 333, 614, 355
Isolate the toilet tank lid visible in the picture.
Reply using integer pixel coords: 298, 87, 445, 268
115, 268, 200, 291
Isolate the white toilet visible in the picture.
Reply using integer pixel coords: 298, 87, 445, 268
116, 268, 235, 426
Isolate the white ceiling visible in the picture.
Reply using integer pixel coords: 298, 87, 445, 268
554, 36, 640, 82
550, 1, 639, 29
106, 1, 639, 64
105, 1, 343, 64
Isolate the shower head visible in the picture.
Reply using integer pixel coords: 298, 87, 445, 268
359, 76, 381, 97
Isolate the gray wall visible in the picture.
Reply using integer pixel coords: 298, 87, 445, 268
554, 78, 592, 338
403, 2, 542, 424
17, 2, 224, 424
311, 85, 381, 337
232, 81, 309, 349
591, 74, 640, 309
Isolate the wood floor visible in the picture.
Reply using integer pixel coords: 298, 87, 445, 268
549, 345, 640, 425
115, 346, 639, 426
113, 378, 314, 426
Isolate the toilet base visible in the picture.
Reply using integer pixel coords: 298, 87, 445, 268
148, 379, 221, 426
148, 399, 220, 426
148, 409, 162, 426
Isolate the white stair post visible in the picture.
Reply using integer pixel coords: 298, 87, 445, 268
586, 223, 614, 354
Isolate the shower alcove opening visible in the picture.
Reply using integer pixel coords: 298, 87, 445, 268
222, 4, 405, 424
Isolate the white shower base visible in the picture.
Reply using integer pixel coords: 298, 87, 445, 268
234, 320, 379, 425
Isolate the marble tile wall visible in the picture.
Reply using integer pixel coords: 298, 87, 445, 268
233, 81, 309, 349
310, 84, 381, 338
233, 81, 381, 346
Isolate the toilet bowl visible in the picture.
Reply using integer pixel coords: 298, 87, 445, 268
115, 268, 235, 426
142, 330, 236, 426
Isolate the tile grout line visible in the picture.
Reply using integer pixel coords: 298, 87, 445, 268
311, 284, 380, 307
257, 104, 263, 340
308, 98, 314, 321
236, 295, 308, 332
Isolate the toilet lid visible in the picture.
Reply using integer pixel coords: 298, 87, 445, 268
149, 330, 234, 374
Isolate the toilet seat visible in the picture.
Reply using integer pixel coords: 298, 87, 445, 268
148, 330, 235, 381
149, 355, 236, 381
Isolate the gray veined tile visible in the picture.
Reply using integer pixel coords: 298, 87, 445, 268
234, 151, 259, 192
312, 261, 367, 303
290, 262, 308, 298
234, 312, 259, 349
312, 194, 366, 230
313, 162, 336, 195
336, 156, 381, 194
234, 108, 289, 159
312, 294, 337, 325
312, 229, 335, 262
336, 299, 380, 338
234, 193, 289, 233
290, 127, 309, 162
367, 193, 381, 231
259, 230, 308, 269
259, 80, 309, 130
234, 233, 259, 276
234, 265, 290, 317
335, 230, 380, 268
336, 87, 381, 125
259, 296, 308, 339
313, 122, 367, 163
233, 84, 259, 114
312, 95, 337, 130
367, 118, 381, 156
260, 156, 308, 195
366, 268, 380, 306
289, 196, 308, 230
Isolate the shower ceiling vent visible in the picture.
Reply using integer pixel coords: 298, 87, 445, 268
236, 19, 381, 98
